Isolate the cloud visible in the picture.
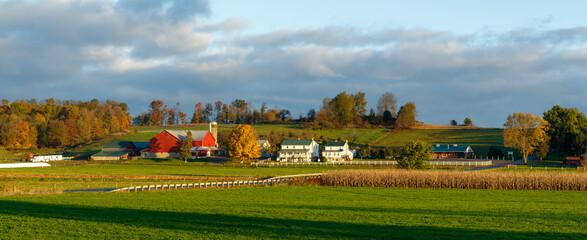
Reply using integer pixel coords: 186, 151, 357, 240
0, 0, 585, 127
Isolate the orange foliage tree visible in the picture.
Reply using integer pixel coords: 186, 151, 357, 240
226, 124, 260, 163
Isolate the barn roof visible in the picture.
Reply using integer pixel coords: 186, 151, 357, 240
325, 141, 347, 147
103, 141, 132, 149
431, 144, 473, 153
92, 150, 130, 157
257, 140, 269, 147
165, 130, 211, 141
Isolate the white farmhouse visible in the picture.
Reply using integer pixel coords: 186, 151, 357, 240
257, 140, 271, 158
277, 139, 319, 162
322, 141, 353, 161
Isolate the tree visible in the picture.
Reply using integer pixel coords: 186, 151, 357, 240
45, 120, 68, 148
351, 91, 367, 117
180, 131, 193, 163
487, 146, 504, 159
148, 100, 166, 126
398, 139, 432, 169
277, 109, 290, 122
464, 117, 473, 126
226, 124, 260, 162
396, 102, 417, 129
543, 106, 587, 155
329, 91, 354, 127
450, 120, 458, 126
533, 136, 550, 161
503, 112, 549, 164
377, 92, 397, 117
191, 103, 203, 123
307, 109, 316, 120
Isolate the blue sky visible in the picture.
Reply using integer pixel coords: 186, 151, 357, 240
0, 0, 586, 127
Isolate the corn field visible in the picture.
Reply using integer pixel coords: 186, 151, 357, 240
322, 169, 587, 191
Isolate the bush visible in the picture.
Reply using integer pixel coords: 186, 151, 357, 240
398, 139, 432, 169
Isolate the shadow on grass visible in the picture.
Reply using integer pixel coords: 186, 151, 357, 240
0, 200, 583, 239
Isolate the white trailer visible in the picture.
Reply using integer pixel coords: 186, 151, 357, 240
31, 155, 63, 162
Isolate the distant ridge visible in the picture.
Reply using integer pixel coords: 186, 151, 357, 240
411, 122, 486, 130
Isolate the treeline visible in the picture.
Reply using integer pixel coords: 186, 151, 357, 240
135, 91, 418, 129
133, 100, 292, 126
0, 99, 131, 150
308, 91, 417, 129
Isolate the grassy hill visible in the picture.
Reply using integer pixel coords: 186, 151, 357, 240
122, 123, 508, 157
0, 123, 510, 160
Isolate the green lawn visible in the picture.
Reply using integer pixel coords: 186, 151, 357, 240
0, 161, 375, 192
0, 186, 585, 239
375, 128, 510, 156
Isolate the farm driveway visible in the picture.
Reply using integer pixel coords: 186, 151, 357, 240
465, 159, 527, 171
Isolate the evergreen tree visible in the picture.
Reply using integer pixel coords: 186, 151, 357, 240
398, 139, 431, 169
180, 131, 193, 163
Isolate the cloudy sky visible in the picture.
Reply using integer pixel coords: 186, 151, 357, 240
1, 0, 586, 127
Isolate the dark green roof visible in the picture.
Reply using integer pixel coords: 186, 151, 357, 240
431, 144, 473, 153
281, 139, 314, 146
278, 149, 311, 153
92, 151, 130, 157
103, 141, 132, 149
132, 142, 150, 150
325, 141, 346, 147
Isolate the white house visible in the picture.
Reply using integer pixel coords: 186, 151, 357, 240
257, 140, 271, 158
277, 139, 319, 162
322, 141, 353, 161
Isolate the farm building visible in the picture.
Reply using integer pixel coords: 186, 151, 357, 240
564, 157, 581, 166
92, 141, 149, 160
277, 139, 319, 162
430, 144, 475, 159
141, 130, 217, 158
322, 141, 353, 162
257, 140, 271, 158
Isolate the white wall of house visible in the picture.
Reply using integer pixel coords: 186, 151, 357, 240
278, 140, 319, 162
322, 142, 353, 161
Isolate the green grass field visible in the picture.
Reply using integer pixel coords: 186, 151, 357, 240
123, 124, 507, 156
0, 161, 377, 192
1, 186, 585, 239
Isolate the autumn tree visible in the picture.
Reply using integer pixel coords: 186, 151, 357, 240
148, 100, 167, 126
377, 92, 397, 117
464, 117, 473, 126
191, 102, 203, 123
503, 112, 549, 164
180, 131, 193, 163
398, 139, 432, 169
44, 120, 68, 148
396, 102, 417, 129
226, 124, 260, 163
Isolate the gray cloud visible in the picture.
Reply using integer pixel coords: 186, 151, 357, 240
0, 0, 585, 127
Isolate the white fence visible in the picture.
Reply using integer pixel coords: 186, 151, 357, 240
114, 174, 322, 192
251, 160, 492, 167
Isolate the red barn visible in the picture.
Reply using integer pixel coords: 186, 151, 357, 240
142, 130, 216, 158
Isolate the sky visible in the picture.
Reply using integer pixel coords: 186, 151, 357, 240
0, 0, 586, 127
